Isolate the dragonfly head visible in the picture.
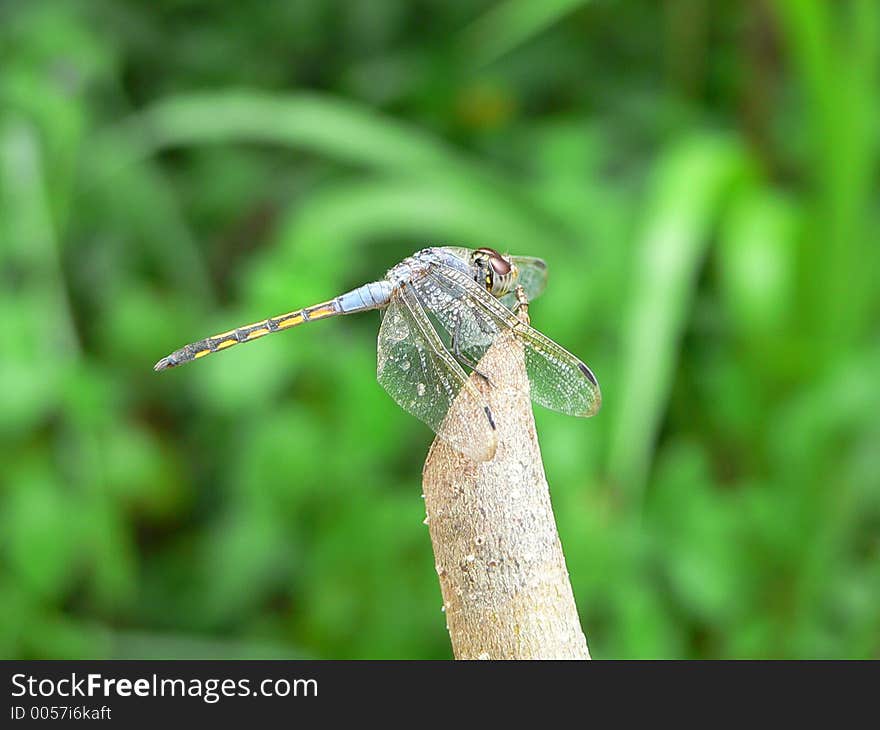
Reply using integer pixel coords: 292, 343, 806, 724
471, 247, 518, 298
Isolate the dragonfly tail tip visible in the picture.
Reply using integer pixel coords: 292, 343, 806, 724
153, 356, 174, 372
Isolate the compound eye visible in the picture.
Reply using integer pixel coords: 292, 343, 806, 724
488, 252, 511, 276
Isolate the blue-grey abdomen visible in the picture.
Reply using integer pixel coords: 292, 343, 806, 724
336, 280, 394, 313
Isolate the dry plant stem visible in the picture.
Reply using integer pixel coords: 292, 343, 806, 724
422, 300, 590, 660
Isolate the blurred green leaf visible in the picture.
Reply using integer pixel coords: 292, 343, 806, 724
607, 135, 749, 499
460, 0, 594, 67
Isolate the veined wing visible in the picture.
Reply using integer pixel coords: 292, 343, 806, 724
376, 283, 498, 461
501, 256, 547, 308
413, 265, 601, 417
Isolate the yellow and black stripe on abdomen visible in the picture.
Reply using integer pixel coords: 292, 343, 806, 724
153, 299, 340, 371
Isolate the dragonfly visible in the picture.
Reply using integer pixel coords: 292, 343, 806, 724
154, 246, 600, 461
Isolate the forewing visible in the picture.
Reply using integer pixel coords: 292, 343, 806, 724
376, 285, 498, 461
500, 256, 547, 308
516, 325, 601, 417
414, 266, 601, 417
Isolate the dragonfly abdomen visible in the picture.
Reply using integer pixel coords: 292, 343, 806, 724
336, 280, 393, 313
154, 280, 393, 371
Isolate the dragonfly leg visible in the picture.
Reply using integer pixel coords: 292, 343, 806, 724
513, 285, 531, 325
452, 315, 495, 387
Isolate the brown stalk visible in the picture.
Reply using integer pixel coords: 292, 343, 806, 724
422, 298, 590, 660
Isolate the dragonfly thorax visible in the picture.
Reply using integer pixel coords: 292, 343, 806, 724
384, 247, 518, 300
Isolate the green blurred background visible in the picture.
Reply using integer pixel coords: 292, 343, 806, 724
1, 0, 878, 659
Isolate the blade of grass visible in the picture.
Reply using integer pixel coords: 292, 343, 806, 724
774, 0, 879, 356
460, 0, 594, 67
607, 135, 749, 502
88, 90, 575, 254
96, 91, 463, 178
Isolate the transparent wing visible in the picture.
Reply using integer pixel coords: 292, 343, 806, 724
500, 256, 547, 308
376, 284, 498, 461
412, 266, 601, 417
